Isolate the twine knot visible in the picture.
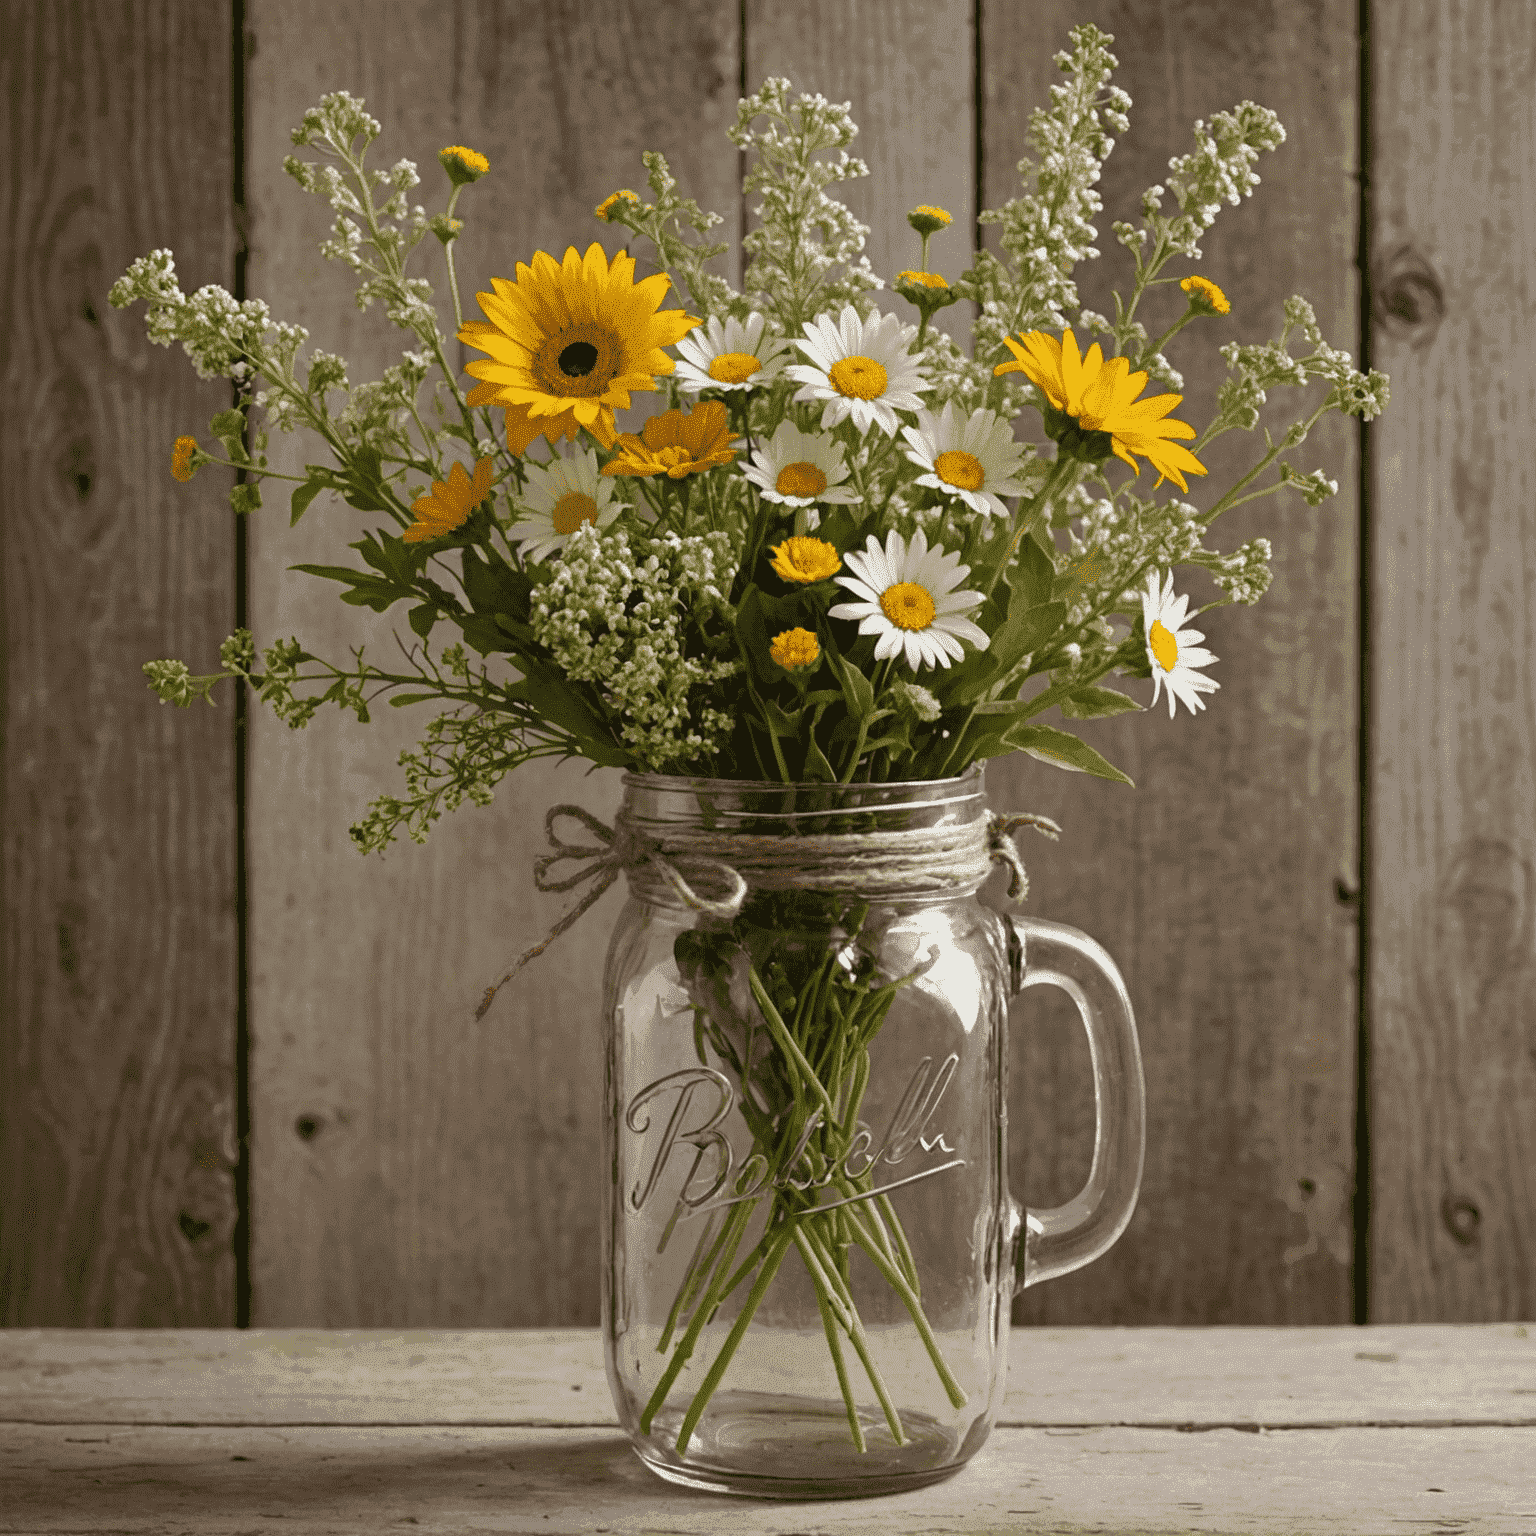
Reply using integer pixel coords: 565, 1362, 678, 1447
475, 804, 746, 1020
986, 810, 1062, 902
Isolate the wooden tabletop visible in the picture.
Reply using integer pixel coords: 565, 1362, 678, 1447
2, 1326, 1533, 1534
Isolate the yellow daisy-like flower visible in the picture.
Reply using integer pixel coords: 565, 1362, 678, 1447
459, 243, 698, 452
595, 189, 640, 221
895, 270, 948, 290
995, 328, 1207, 493
170, 435, 197, 482
403, 456, 495, 543
599, 400, 738, 479
769, 627, 821, 671
1180, 274, 1231, 316
769, 536, 841, 584
439, 145, 489, 185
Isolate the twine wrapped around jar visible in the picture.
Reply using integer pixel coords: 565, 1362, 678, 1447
476, 798, 1060, 1020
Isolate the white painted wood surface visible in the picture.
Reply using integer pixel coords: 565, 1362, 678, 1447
1, 1329, 1531, 1533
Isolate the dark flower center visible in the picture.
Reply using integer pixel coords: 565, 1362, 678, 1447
558, 341, 599, 377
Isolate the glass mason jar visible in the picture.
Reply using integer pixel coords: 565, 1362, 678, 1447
600, 765, 1144, 1499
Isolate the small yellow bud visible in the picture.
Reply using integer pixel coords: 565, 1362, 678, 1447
906, 204, 952, 237
595, 189, 641, 222
769, 628, 820, 671
171, 435, 197, 482
439, 145, 489, 186
1180, 274, 1231, 316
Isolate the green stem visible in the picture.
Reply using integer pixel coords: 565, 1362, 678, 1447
674, 1220, 797, 1454
814, 1283, 867, 1453
749, 970, 837, 1124
843, 1207, 968, 1409
639, 1199, 754, 1435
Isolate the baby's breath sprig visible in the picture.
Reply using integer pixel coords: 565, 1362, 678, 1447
729, 78, 882, 335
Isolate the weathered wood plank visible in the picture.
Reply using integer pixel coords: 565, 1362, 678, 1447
982, 2, 1362, 1325
1368, 0, 1536, 1322
2, 1421, 1532, 1534
242, 0, 741, 1326
744, 0, 975, 352
2, 1326, 1530, 1427
0, 0, 238, 1323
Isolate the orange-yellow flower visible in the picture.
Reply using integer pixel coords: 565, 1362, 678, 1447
769, 628, 821, 671
769, 536, 841, 584
170, 435, 197, 482
995, 328, 1207, 493
403, 456, 495, 543
599, 400, 738, 479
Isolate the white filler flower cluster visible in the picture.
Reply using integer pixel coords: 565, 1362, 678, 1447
530, 524, 741, 770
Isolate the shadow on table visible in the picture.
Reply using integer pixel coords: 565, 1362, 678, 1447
14, 1428, 769, 1528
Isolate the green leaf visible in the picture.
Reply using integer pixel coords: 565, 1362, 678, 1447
342, 446, 389, 511
290, 562, 410, 615
290, 476, 327, 526
1058, 684, 1143, 719
1004, 723, 1134, 785
829, 650, 875, 720
408, 603, 438, 641
461, 546, 533, 624
229, 481, 262, 515
388, 692, 444, 707
734, 587, 778, 686
503, 660, 629, 766
763, 696, 803, 737
1014, 528, 1056, 610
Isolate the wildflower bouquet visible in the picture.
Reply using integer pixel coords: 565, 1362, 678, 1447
114, 24, 1386, 1459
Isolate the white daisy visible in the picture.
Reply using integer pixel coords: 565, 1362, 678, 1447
901, 401, 1029, 520
786, 305, 930, 437
829, 528, 988, 671
506, 447, 625, 563
673, 311, 790, 394
741, 419, 861, 511
1141, 570, 1219, 716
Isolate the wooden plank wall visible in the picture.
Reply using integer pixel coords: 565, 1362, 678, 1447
1, 2, 239, 1324
1, 0, 1530, 1328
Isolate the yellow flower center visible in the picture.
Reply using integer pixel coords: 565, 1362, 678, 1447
534, 322, 620, 399
897, 270, 948, 289
654, 446, 696, 476
933, 449, 985, 490
551, 490, 599, 535
828, 355, 889, 401
708, 351, 762, 384
880, 582, 937, 631
769, 628, 821, 670
775, 461, 829, 498
770, 536, 841, 584
1149, 619, 1179, 672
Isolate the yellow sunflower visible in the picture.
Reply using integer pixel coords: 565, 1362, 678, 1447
995, 328, 1207, 493
403, 456, 495, 543
459, 243, 698, 452
600, 400, 739, 479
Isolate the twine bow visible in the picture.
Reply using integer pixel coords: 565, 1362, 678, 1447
478, 802, 1062, 1020
475, 804, 747, 1020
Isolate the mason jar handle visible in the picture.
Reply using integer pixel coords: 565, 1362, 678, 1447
1008, 915, 1145, 1293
